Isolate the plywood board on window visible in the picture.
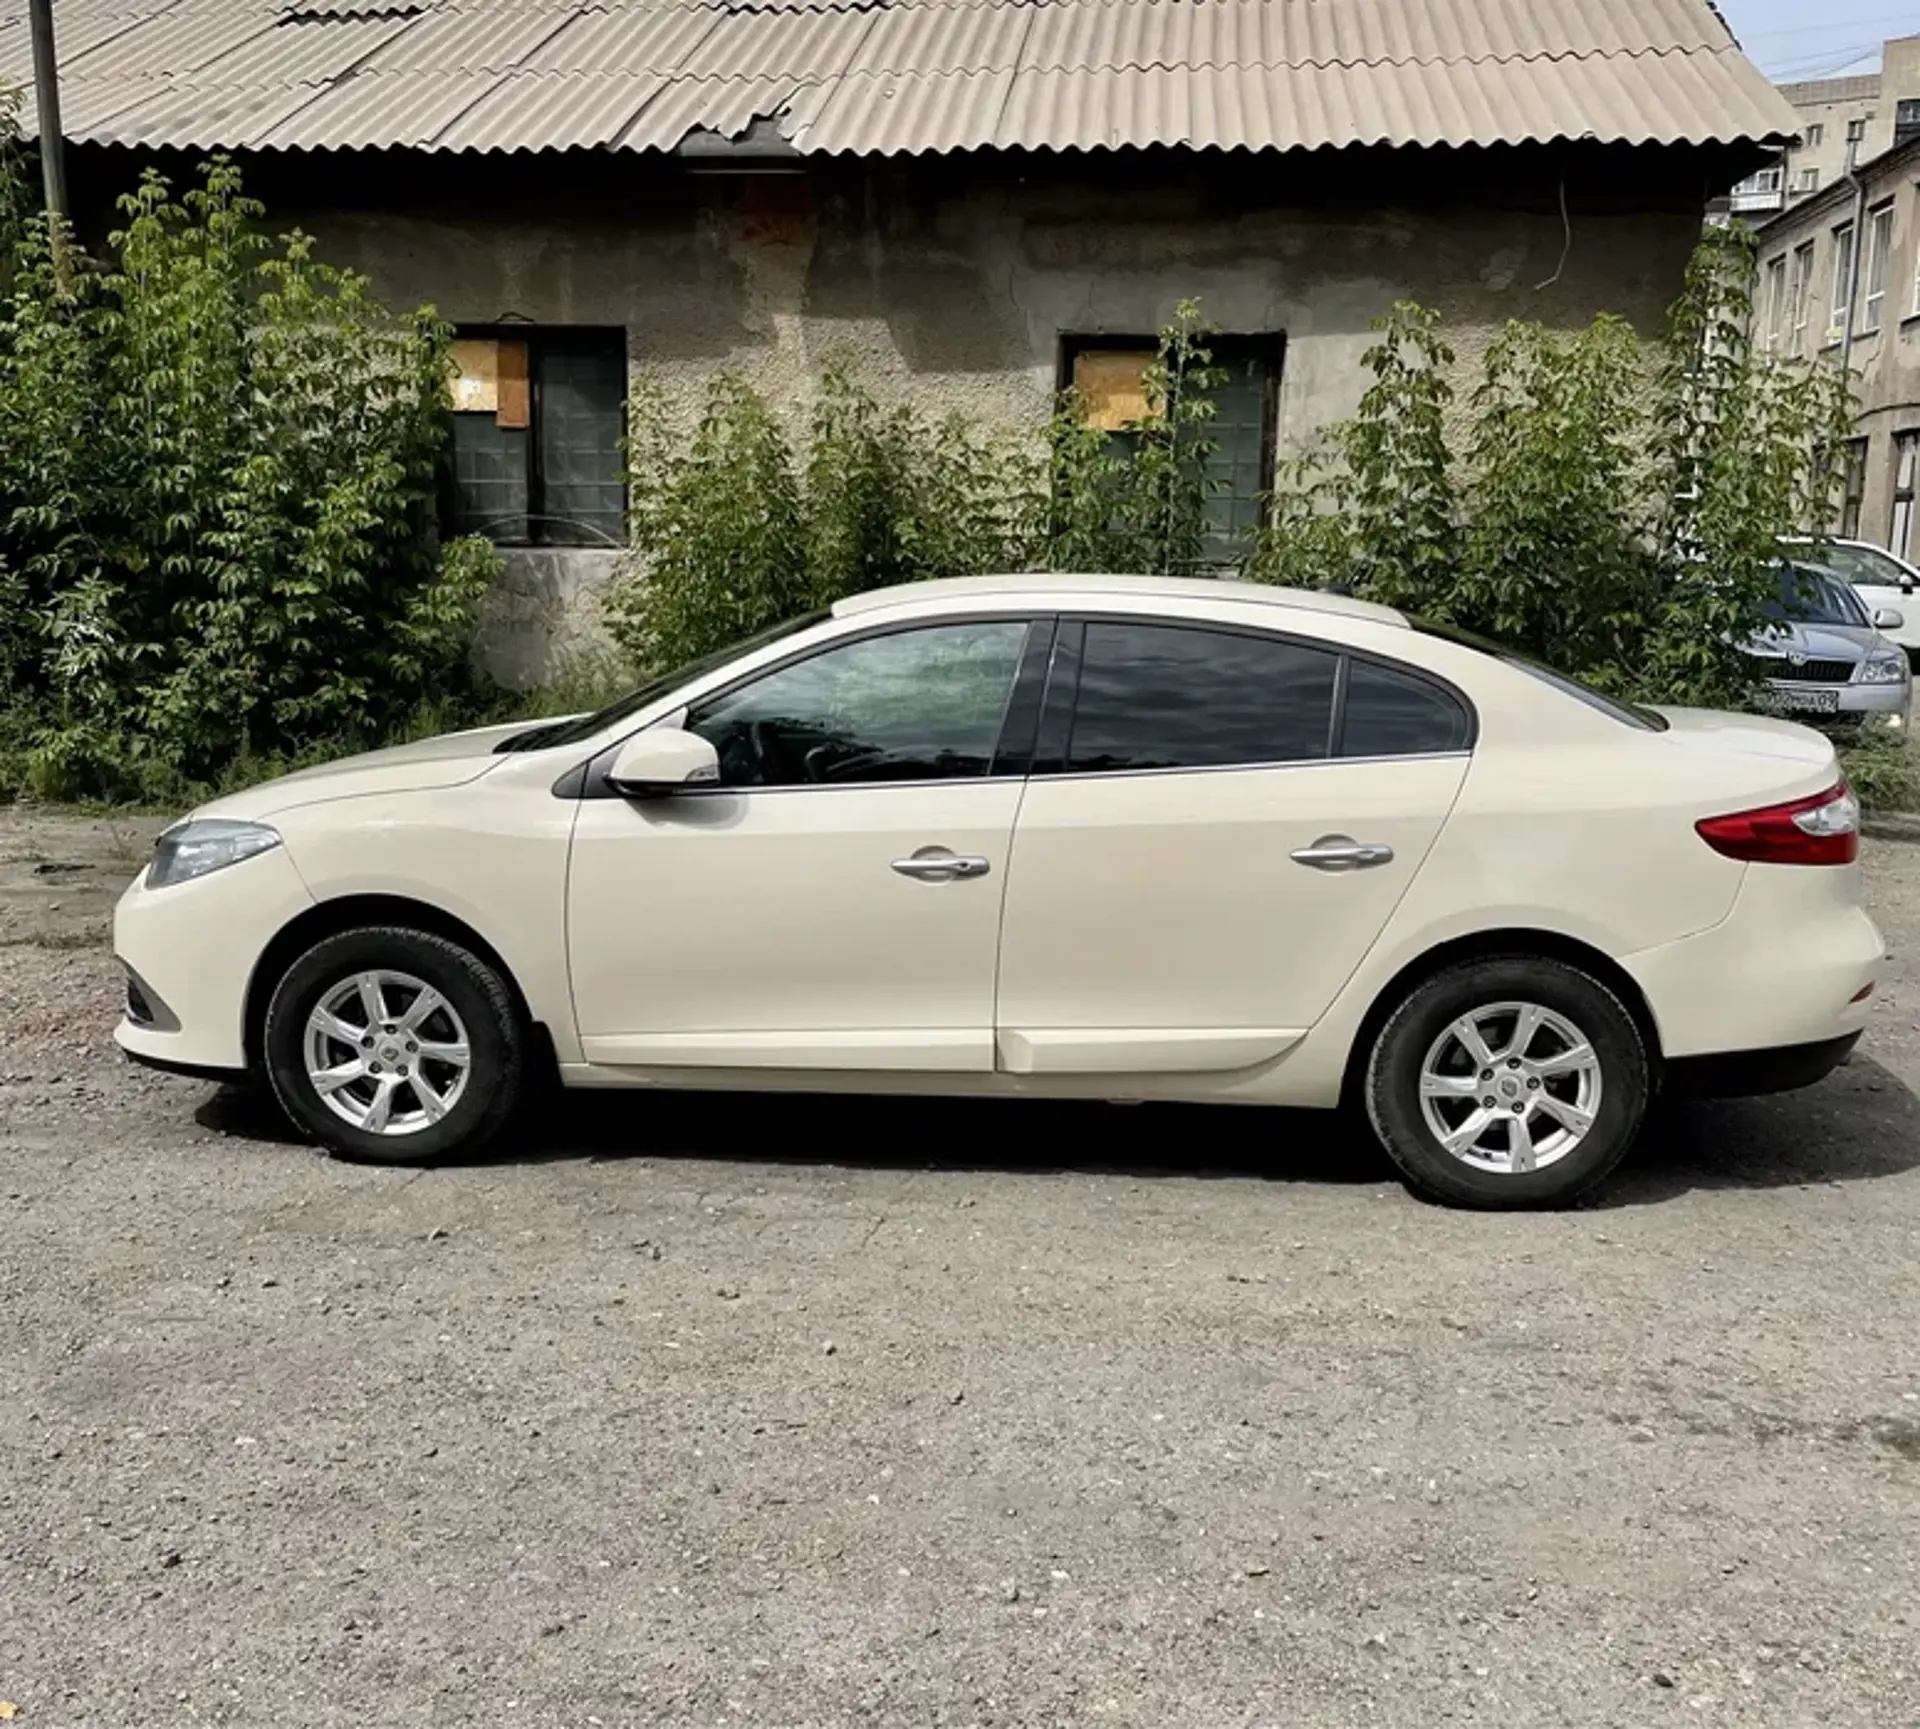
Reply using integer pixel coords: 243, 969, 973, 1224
448, 337, 531, 427
449, 338, 499, 413
1075, 350, 1152, 432
495, 339, 531, 429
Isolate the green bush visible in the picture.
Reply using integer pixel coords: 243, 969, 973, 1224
0, 153, 497, 802
610, 305, 1240, 671
1247, 225, 1854, 711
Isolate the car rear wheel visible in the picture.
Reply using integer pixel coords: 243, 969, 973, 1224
1364, 955, 1649, 1209
263, 925, 524, 1165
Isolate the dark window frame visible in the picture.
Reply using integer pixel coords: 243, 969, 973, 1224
1055, 332, 1287, 561
1032, 613, 1477, 780
1841, 436, 1870, 539
446, 324, 629, 549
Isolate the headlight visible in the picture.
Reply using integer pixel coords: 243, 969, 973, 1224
147, 819, 283, 889
1862, 651, 1909, 685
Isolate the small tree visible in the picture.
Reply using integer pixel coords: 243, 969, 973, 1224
0, 156, 495, 800
1248, 229, 1854, 711
608, 374, 808, 671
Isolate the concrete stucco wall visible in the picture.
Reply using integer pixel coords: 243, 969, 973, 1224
253, 151, 1704, 685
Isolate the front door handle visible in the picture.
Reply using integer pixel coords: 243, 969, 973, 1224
891, 850, 992, 882
1291, 835, 1395, 872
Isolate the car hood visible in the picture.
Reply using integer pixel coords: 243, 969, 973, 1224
1744, 620, 1883, 662
184, 719, 550, 822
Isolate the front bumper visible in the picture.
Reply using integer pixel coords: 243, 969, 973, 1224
113, 845, 315, 1074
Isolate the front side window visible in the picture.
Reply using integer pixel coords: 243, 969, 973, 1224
446, 329, 626, 546
1064, 622, 1338, 772
688, 621, 1030, 787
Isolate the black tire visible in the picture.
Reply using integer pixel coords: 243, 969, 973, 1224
1364, 955, 1649, 1210
262, 925, 525, 1166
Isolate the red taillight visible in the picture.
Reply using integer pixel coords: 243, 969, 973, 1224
1695, 782, 1860, 865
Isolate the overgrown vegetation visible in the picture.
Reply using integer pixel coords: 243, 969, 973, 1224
0, 133, 497, 803
0, 122, 1901, 811
607, 302, 1234, 669
1245, 225, 1856, 711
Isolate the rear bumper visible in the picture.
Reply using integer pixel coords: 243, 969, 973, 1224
1663, 1031, 1861, 1099
1622, 862, 1882, 1060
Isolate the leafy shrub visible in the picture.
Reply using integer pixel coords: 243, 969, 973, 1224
608, 374, 810, 671
0, 156, 497, 802
1247, 225, 1853, 711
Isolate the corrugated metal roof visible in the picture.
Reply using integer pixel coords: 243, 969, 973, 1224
2, 0, 1799, 156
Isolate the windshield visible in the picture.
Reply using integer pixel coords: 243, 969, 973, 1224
1763, 564, 1871, 629
502, 611, 830, 752
1409, 617, 1668, 731
1788, 541, 1912, 590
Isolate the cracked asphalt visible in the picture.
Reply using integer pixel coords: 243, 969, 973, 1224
2, 805, 1918, 1728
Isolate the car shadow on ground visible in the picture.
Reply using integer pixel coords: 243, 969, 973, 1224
193, 1053, 1920, 1204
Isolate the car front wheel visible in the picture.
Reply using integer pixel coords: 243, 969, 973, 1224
1364, 955, 1649, 1209
263, 925, 525, 1164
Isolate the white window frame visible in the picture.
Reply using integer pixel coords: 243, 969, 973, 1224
1789, 240, 1816, 347
1862, 204, 1895, 333
1762, 254, 1787, 351
1804, 122, 1825, 149
1829, 221, 1856, 342
1894, 434, 1919, 563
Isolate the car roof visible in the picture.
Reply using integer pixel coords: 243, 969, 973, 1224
832, 573, 1408, 628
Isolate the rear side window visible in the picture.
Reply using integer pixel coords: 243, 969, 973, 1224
1339, 659, 1472, 757
1411, 616, 1667, 732
1066, 621, 1338, 772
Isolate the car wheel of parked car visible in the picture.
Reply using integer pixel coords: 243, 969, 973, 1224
1364, 955, 1649, 1210
263, 926, 524, 1165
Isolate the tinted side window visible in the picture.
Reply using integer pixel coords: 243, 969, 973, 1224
1066, 622, 1337, 773
688, 621, 1029, 787
1340, 659, 1472, 757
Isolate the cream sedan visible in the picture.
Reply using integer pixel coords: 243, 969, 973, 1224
115, 575, 1882, 1209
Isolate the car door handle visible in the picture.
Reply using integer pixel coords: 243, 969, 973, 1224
1291, 836, 1395, 871
891, 851, 992, 882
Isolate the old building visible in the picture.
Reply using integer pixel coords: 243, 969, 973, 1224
1755, 126, 1920, 561
4, 0, 1792, 680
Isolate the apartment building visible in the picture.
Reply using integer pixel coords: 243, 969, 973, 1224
1754, 129, 1920, 556
1725, 34, 1920, 220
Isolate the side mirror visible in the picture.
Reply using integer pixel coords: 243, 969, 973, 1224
607, 728, 720, 797
1874, 607, 1906, 632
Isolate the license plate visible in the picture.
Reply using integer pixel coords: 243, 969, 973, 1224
1766, 686, 1841, 714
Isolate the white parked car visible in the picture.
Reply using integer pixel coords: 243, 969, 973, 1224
115, 576, 1883, 1209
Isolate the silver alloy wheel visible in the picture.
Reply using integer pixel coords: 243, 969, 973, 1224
301, 969, 472, 1137
1417, 1000, 1602, 1175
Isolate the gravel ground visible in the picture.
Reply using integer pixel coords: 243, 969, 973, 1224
3, 806, 1918, 1729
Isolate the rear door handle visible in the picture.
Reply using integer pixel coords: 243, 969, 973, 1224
891, 850, 992, 882
1291, 836, 1395, 872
